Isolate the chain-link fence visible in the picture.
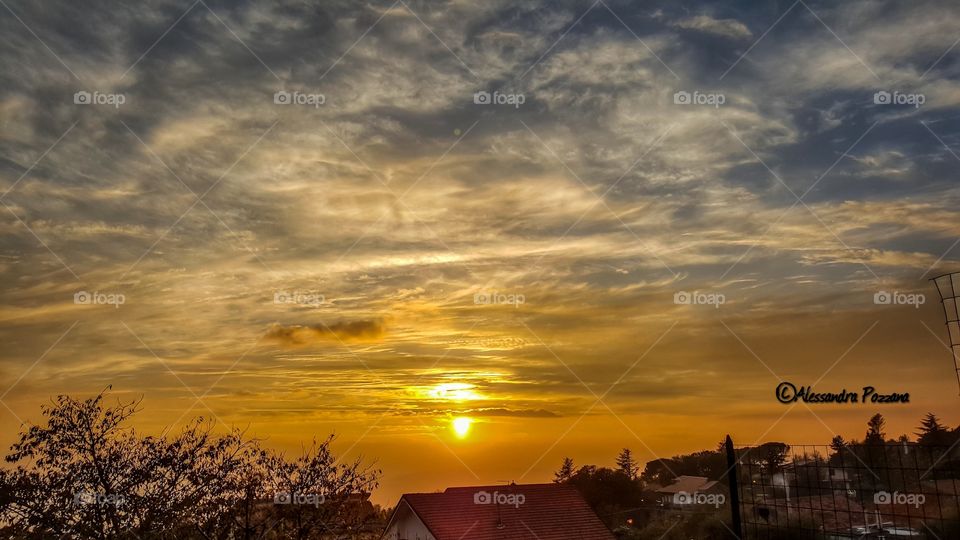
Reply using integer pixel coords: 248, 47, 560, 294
727, 440, 960, 539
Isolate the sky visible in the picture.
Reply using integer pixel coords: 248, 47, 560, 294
2, 0, 960, 505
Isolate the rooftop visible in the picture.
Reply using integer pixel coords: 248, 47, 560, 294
385, 483, 614, 540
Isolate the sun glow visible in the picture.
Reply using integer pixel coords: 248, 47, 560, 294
452, 417, 473, 438
429, 382, 482, 401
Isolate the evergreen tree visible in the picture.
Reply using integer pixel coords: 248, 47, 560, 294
865, 413, 886, 445
554, 457, 575, 483
616, 448, 639, 480
916, 413, 952, 446
827, 435, 847, 466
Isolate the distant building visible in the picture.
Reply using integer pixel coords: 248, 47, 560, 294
654, 475, 724, 507
764, 460, 854, 501
380, 483, 615, 540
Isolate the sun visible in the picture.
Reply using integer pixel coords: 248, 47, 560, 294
452, 417, 473, 438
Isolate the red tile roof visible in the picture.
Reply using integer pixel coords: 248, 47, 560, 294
386, 483, 615, 540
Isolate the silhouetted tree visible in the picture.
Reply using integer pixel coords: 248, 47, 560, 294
567, 466, 642, 528
865, 413, 886, 445
829, 435, 845, 454
755, 442, 790, 474
0, 389, 380, 539
261, 436, 379, 540
917, 413, 953, 446
640, 450, 726, 486
827, 435, 849, 468
616, 448, 639, 480
554, 457, 575, 483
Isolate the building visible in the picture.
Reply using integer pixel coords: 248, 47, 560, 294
764, 460, 854, 502
380, 483, 615, 540
654, 475, 724, 507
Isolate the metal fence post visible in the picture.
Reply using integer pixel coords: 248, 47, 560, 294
725, 435, 744, 539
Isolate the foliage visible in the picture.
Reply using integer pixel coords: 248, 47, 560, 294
917, 412, 955, 446
615, 449, 639, 480
640, 448, 726, 487
0, 390, 381, 539
553, 457, 575, 483
614, 510, 732, 540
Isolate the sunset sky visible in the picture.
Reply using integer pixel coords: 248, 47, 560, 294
2, 0, 960, 505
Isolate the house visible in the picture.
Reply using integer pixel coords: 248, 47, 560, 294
766, 460, 854, 501
924, 478, 960, 499
654, 475, 724, 507
749, 493, 932, 538
380, 483, 615, 540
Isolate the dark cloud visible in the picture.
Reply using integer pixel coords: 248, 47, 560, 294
265, 320, 386, 346
465, 407, 559, 418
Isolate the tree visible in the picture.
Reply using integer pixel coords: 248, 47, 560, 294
755, 442, 790, 474
829, 435, 846, 455
0, 389, 381, 539
865, 413, 886, 445
917, 413, 953, 446
616, 448, 639, 480
640, 459, 674, 486
261, 435, 380, 540
567, 466, 643, 528
554, 457, 575, 483
640, 450, 726, 486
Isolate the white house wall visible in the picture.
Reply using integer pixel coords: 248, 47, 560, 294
382, 500, 436, 540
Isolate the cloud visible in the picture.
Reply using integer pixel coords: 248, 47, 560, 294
2, 0, 960, 485
465, 407, 560, 418
674, 14, 752, 40
265, 320, 386, 347
393, 407, 559, 418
